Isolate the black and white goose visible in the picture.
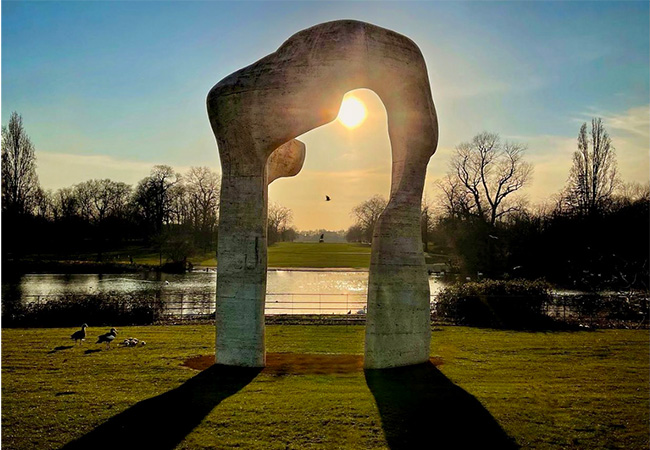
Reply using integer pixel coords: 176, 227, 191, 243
71, 323, 88, 345
96, 328, 118, 350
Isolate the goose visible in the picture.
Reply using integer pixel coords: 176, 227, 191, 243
71, 324, 88, 345
120, 337, 139, 347
96, 328, 118, 350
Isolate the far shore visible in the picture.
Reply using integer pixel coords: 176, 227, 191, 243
193, 265, 369, 272
4, 242, 377, 274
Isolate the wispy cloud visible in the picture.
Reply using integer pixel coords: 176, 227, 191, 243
573, 105, 650, 184
576, 105, 650, 138
431, 71, 546, 101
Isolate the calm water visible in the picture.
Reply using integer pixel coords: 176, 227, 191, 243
2, 270, 447, 315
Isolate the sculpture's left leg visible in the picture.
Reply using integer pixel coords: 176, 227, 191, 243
216, 158, 268, 367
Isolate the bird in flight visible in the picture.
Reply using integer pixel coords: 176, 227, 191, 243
325, 195, 331, 201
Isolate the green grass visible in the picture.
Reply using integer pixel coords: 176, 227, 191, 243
267, 242, 371, 268
23, 242, 372, 269
180, 242, 372, 268
18, 245, 176, 267
2, 325, 647, 449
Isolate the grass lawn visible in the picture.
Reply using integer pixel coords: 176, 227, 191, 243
25, 242, 373, 269
2, 325, 648, 449
267, 242, 371, 268
192, 242, 372, 268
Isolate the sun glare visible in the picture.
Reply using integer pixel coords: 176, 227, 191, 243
337, 96, 367, 129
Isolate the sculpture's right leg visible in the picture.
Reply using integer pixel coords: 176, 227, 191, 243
216, 161, 268, 367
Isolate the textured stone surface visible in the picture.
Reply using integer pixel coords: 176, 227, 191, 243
267, 139, 306, 184
208, 20, 438, 368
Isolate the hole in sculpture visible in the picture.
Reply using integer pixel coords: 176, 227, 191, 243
269, 88, 391, 233
266, 89, 391, 320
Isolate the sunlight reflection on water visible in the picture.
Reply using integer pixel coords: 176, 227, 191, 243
4, 270, 447, 315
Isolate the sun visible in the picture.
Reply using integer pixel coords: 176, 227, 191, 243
337, 96, 367, 129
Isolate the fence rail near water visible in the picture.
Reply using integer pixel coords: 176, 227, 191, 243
12, 291, 649, 328
20, 292, 372, 319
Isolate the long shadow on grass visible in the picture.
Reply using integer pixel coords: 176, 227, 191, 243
48, 345, 74, 354
365, 361, 519, 449
61, 364, 261, 450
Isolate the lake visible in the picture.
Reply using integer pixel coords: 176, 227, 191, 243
2, 270, 448, 315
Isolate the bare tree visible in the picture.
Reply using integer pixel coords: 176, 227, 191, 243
32, 187, 54, 221
74, 179, 132, 224
186, 166, 220, 233
563, 118, 619, 216
133, 165, 180, 233
52, 187, 79, 221
345, 224, 365, 242
1, 112, 40, 215
167, 182, 190, 226
436, 174, 474, 219
268, 202, 293, 244
421, 195, 435, 251
440, 132, 532, 225
351, 195, 388, 242
615, 181, 650, 206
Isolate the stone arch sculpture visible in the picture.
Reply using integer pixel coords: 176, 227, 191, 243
207, 20, 438, 369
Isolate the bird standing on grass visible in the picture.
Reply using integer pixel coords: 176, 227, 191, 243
96, 328, 118, 350
71, 323, 88, 345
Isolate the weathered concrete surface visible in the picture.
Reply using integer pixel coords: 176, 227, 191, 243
267, 139, 306, 184
208, 20, 438, 368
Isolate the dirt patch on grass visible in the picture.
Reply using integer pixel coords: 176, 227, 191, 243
183, 353, 443, 374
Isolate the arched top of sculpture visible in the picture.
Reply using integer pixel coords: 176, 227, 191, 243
207, 19, 438, 185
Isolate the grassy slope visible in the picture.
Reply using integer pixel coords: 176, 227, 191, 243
194, 242, 372, 268
26, 242, 372, 269
2, 326, 648, 449
267, 242, 371, 268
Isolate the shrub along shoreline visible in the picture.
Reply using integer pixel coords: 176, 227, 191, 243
434, 280, 648, 330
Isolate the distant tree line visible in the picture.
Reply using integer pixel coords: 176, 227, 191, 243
347, 120, 649, 291
2, 112, 223, 266
267, 202, 297, 244
1, 112, 304, 266
3, 111, 648, 288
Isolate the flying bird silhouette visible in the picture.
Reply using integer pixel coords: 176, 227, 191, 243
325, 195, 331, 201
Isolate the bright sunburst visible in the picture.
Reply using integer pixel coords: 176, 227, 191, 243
337, 96, 367, 129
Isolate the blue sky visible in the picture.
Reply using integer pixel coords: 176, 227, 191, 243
2, 1, 648, 229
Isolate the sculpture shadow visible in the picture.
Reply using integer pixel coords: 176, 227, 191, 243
365, 361, 519, 449
48, 345, 74, 354
61, 364, 261, 450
